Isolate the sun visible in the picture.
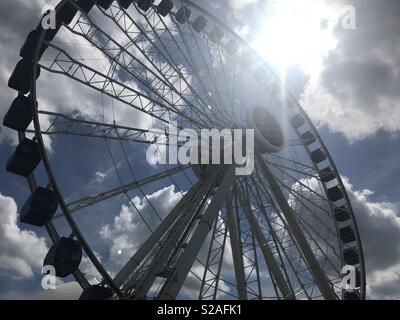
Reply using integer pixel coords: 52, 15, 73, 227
251, 0, 337, 78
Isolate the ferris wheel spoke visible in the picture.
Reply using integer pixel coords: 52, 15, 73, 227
263, 172, 346, 267
255, 154, 337, 300
259, 172, 342, 265
226, 55, 244, 125
266, 159, 332, 205
268, 171, 338, 237
260, 199, 341, 284
52, 164, 191, 220
64, 16, 210, 128
162, 22, 232, 127
138, 8, 216, 106
268, 153, 317, 172
251, 174, 335, 298
254, 169, 334, 261
279, 182, 339, 249
30, 110, 175, 145
210, 42, 240, 124
180, 21, 235, 122
102, 3, 223, 128
174, 19, 236, 126
243, 177, 304, 297
250, 174, 321, 298
265, 163, 334, 218
249, 176, 312, 299
40, 44, 186, 124
113, 128, 165, 223
136, 4, 231, 126
202, 35, 240, 125
217, 46, 236, 111
265, 159, 318, 179
95, 5, 220, 127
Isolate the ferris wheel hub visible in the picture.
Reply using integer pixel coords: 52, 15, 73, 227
248, 106, 286, 154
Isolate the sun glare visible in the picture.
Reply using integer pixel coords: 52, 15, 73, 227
251, 0, 338, 78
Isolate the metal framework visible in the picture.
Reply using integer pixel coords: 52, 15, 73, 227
6, 0, 366, 300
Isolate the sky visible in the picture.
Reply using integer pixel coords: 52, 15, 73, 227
0, 0, 399, 299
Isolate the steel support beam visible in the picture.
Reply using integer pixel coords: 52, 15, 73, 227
53, 165, 190, 219
113, 177, 205, 288
158, 165, 235, 299
127, 167, 223, 296
40, 44, 177, 123
225, 194, 248, 300
198, 214, 228, 300
32, 110, 168, 144
256, 154, 337, 300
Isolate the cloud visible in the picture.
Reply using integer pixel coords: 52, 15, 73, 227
0, 192, 49, 279
341, 177, 400, 299
100, 185, 183, 268
302, 0, 400, 141
228, 0, 260, 11
80, 253, 103, 285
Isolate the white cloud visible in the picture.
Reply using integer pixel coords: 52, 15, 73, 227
0, 192, 49, 279
341, 177, 400, 299
80, 253, 103, 285
228, 0, 260, 11
100, 185, 183, 268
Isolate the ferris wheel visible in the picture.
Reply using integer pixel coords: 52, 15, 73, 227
4, 0, 365, 300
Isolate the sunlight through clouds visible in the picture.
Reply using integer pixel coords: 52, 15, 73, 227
251, 0, 338, 77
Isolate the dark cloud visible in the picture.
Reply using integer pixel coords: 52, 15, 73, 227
304, 0, 400, 140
